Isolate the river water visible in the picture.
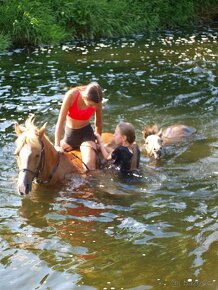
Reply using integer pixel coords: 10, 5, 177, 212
0, 26, 217, 290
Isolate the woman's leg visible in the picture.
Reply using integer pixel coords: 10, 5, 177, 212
80, 141, 97, 171
60, 139, 73, 152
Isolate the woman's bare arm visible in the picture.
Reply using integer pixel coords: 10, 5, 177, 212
94, 102, 103, 135
55, 89, 75, 146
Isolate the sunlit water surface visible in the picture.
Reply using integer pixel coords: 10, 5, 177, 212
0, 26, 218, 290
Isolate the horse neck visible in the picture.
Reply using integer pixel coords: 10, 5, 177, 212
39, 135, 59, 179
39, 135, 79, 181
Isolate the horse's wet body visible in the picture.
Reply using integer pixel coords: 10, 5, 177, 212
162, 125, 196, 144
143, 124, 196, 159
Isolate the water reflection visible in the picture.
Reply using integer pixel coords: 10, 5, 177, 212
0, 27, 217, 289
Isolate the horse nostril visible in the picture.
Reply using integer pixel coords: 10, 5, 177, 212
25, 183, 31, 194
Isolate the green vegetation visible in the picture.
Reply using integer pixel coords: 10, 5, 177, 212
0, 0, 217, 50
0, 33, 11, 51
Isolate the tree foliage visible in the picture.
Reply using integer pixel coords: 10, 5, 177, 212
0, 0, 217, 50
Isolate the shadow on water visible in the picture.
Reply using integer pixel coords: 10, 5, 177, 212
0, 26, 218, 289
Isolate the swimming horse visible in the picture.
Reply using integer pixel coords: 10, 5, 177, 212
142, 124, 196, 159
15, 115, 113, 195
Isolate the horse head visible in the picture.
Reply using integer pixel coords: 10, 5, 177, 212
142, 125, 163, 159
15, 115, 47, 195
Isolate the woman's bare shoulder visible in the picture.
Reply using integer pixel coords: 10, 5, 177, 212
65, 86, 79, 99
66, 85, 86, 96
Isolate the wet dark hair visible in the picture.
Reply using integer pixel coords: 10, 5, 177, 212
117, 122, 136, 144
86, 82, 103, 103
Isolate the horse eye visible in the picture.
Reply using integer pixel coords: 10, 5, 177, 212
35, 154, 40, 158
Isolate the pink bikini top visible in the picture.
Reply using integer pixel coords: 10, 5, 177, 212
68, 91, 95, 121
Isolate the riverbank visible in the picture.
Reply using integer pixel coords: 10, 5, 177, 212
0, 0, 217, 50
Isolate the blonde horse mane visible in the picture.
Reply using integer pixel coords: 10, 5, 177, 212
15, 114, 48, 155
142, 124, 159, 139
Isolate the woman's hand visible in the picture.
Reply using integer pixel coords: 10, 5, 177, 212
95, 133, 102, 144
54, 145, 64, 153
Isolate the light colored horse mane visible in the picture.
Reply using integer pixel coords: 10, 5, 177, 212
142, 124, 162, 139
15, 115, 47, 154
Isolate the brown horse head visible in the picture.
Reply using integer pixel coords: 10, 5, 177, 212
15, 115, 48, 194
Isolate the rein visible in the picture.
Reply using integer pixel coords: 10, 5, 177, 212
19, 141, 61, 184
69, 151, 90, 171
35, 151, 61, 184
75, 144, 103, 170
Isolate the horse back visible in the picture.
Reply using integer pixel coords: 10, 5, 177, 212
101, 132, 114, 144
162, 125, 196, 144
64, 132, 114, 169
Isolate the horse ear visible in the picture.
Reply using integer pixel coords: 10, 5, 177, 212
157, 128, 163, 138
142, 127, 148, 138
152, 124, 159, 134
15, 123, 25, 136
39, 122, 47, 137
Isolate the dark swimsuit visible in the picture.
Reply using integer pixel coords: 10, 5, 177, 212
64, 124, 96, 149
111, 145, 140, 172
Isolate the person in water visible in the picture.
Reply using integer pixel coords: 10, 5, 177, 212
96, 122, 140, 172
55, 82, 103, 171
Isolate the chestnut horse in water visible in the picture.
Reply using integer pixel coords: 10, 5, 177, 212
15, 115, 113, 195
142, 124, 196, 159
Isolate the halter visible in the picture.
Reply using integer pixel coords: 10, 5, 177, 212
19, 141, 61, 184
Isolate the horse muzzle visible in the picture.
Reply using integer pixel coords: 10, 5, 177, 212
150, 148, 163, 160
17, 170, 34, 195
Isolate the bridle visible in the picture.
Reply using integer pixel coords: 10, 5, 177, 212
18, 141, 61, 184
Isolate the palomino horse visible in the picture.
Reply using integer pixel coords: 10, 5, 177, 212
15, 115, 113, 195
142, 124, 196, 159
